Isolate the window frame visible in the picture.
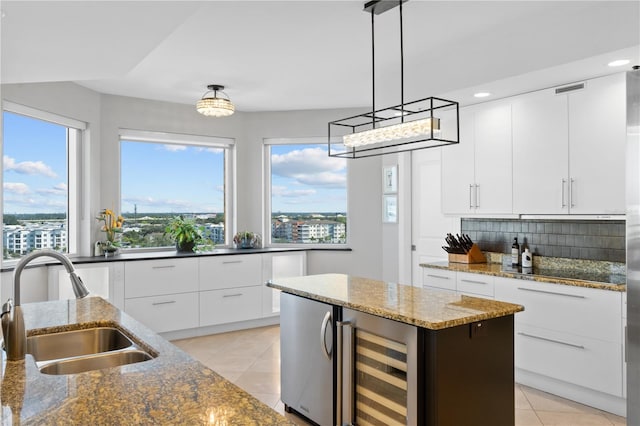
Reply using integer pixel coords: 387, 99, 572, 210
1, 102, 85, 265
263, 137, 348, 248
118, 129, 235, 251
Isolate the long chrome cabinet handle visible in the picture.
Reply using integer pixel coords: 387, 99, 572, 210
469, 184, 474, 209
570, 178, 575, 208
152, 265, 176, 269
222, 293, 243, 298
222, 260, 243, 264
518, 332, 585, 350
517, 287, 585, 299
426, 274, 450, 280
475, 184, 480, 208
152, 300, 176, 306
460, 279, 488, 285
561, 178, 566, 208
320, 311, 332, 361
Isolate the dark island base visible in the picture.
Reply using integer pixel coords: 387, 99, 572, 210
419, 315, 515, 426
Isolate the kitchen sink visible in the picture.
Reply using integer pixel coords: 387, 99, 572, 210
38, 349, 153, 375
27, 327, 134, 362
27, 326, 156, 375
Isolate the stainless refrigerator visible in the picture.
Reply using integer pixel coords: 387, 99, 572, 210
627, 66, 640, 423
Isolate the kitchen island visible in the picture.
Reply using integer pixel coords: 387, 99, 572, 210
0, 297, 292, 425
268, 273, 524, 426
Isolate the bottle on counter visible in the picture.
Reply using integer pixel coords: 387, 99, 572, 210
522, 247, 533, 268
511, 238, 520, 266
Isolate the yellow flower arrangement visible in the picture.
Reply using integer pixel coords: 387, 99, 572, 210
96, 208, 124, 247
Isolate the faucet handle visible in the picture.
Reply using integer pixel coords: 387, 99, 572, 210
1, 299, 14, 351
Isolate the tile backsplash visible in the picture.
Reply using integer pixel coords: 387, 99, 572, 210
461, 218, 625, 262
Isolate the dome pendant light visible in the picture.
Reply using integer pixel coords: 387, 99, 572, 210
196, 84, 235, 117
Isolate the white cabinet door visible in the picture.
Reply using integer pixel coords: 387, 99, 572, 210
456, 272, 494, 298
124, 258, 198, 298
442, 107, 475, 214
512, 88, 569, 214
199, 254, 262, 291
124, 292, 199, 333
568, 73, 626, 214
200, 286, 263, 326
474, 101, 513, 215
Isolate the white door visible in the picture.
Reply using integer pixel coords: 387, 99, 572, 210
568, 72, 626, 214
411, 148, 459, 286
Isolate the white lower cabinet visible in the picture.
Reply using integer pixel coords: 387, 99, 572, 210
200, 286, 263, 326
456, 271, 494, 299
494, 276, 624, 410
422, 267, 456, 292
125, 292, 199, 333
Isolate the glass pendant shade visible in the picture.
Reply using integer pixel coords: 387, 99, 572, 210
343, 117, 440, 148
196, 85, 235, 117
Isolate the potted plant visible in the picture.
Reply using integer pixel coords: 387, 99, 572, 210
233, 231, 261, 249
165, 216, 203, 253
96, 208, 124, 256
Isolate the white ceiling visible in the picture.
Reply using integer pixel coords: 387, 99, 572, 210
2, 1, 639, 112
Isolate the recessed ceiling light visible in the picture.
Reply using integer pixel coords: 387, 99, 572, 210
608, 59, 630, 67
474, 92, 491, 98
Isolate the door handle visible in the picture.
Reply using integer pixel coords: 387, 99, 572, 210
518, 332, 585, 350
570, 178, 575, 208
517, 287, 585, 299
475, 184, 480, 208
151, 300, 176, 306
469, 184, 474, 209
320, 311, 332, 361
336, 320, 352, 426
561, 179, 566, 208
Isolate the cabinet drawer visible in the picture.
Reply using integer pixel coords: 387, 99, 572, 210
457, 272, 494, 297
200, 255, 262, 291
200, 286, 263, 326
516, 323, 622, 397
125, 292, 199, 333
422, 268, 456, 291
124, 259, 198, 298
494, 277, 621, 342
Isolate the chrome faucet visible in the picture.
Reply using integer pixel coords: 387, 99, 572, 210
1, 249, 90, 361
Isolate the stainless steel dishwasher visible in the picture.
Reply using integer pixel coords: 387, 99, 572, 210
281, 292, 337, 425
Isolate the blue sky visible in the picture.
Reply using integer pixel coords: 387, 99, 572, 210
3, 111, 68, 214
3, 111, 347, 216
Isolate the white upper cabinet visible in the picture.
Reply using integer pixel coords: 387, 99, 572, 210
442, 101, 512, 215
512, 88, 569, 214
568, 73, 626, 214
513, 73, 626, 215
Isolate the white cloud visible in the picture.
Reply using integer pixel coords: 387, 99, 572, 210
162, 145, 187, 152
36, 182, 67, 196
197, 147, 224, 155
3, 155, 57, 178
272, 186, 316, 198
271, 147, 346, 188
122, 196, 223, 213
4, 182, 30, 194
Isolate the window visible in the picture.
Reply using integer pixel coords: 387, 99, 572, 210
265, 138, 347, 245
2, 104, 83, 261
119, 130, 234, 250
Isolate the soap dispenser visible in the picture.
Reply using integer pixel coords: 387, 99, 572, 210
511, 238, 520, 266
522, 248, 533, 268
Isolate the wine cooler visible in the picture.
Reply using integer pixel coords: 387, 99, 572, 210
340, 308, 418, 426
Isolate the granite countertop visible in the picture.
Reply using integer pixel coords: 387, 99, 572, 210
420, 261, 626, 292
0, 297, 292, 425
267, 273, 523, 330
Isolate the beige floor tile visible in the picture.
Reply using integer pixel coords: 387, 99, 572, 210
208, 369, 243, 383
201, 353, 259, 373
535, 410, 614, 425
516, 409, 543, 426
521, 386, 603, 415
516, 385, 533, 410
603, 412, 627, 425
234, 371, 281, 395
248, 355, 281, 374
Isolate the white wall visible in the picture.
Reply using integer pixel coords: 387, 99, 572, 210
1, 82, 386, 281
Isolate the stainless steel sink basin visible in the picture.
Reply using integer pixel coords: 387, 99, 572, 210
26, 326, 156, 375
38, 349, 153, 375
27, 327, 134, 362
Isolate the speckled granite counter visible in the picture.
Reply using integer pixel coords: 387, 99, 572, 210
267, 273, 523, 330
420, 260, 626, 292
0, 297, 292, 425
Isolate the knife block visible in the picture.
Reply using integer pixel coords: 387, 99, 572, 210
448, 244, 486, 264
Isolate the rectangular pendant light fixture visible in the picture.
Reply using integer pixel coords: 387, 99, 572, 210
329, 0, 459, 159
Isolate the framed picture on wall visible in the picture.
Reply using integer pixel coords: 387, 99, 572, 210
383, 165, 397, 194
383, 194, 398, 223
